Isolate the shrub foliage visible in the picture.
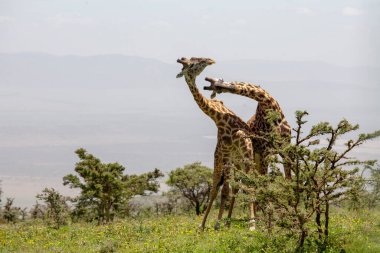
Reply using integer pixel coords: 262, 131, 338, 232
63, 148, 163, 224
237, 111, 380, 251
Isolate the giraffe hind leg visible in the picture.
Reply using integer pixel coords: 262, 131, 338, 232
225, 187, 239, 227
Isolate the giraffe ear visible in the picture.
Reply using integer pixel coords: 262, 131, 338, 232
176, 67, 188, 78
176, 71, 184, 78
210, 91, 217, 99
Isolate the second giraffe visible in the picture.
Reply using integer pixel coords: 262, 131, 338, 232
204, 77, 292, 180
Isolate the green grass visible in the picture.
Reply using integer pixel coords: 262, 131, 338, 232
334, 209, 380, 253
0, 209, 379, 252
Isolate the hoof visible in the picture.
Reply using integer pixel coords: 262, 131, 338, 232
198, 224, 206, 231
214, 222, 221, 230
248, 219, 256, 231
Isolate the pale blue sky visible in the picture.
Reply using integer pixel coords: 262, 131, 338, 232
0, 0, 379, 66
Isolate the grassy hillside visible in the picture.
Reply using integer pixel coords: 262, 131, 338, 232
1, 208, 379, 252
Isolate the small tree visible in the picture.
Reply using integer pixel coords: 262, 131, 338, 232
30, 201, 46, 220
167, 162, 212, 215
365, 164, 380, 208
162, 190, 189, 214
238, 111, 380, 251
350, 164, 380, 209
63, 148, 163, 224
36, 188, 70, 228
3, 198, 20, 223
20, 208, 28, 221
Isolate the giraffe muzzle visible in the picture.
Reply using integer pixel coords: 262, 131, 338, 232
177, 57, 188, 65
203, 77, 233, 91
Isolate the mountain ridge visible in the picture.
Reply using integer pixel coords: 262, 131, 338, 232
1, 53, 378, 89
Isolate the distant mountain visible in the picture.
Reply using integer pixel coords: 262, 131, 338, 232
1, 52, 378, 139
1, 53, 379, 89
211, 59, 380, 85
1, 52, 378, 128
0, 53, 176, 89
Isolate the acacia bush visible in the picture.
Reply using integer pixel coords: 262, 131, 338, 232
63, 148, 163, 224
237, 111, 380, 251
2, 198, 21, 223
36, 188, 70, 228
346, 164, 380, 210
167, 162, 212, 215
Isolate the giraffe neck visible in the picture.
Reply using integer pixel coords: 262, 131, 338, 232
237, 82, 291, 138
185, 75, 221, 122
233, 82, 281, 111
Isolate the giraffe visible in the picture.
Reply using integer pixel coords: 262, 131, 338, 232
204, 77, 292, 180
176, 57, 256, 230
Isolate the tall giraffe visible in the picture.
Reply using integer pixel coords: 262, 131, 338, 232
176, 57, 256, 230
204, 77, 292, 180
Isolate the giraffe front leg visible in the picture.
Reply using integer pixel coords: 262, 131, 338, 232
215, 177, 230, 230
249, 201, 257, 231
280, 153, 292, 180
200, 173, 222, 231
247, 152, 263, 231
200, 147, 224, 231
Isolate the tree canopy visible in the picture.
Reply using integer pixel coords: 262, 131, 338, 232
167, 162, 212, 215
36, 188, 70, 228
63, 148, 163, 223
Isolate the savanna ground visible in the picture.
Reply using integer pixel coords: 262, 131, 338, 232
1, 207, 379, 253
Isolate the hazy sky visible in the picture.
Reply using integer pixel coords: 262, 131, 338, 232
0, 0, 379, 67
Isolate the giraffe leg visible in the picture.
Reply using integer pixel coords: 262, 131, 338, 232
233, 131, 255, 231
280, 153, 292, 180
214, 179, 230, 230
201, 174, 222, 230
247, 152, 263, 231
284, 163, 292, 180
249, 201, 256, 231
280, 131, 292, 180
225, 187, 239, 227
255, 152, 265, 175
225, 156, 244, 227
201, 146, 224, 230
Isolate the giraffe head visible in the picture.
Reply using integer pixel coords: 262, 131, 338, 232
203, 77, 237, 99
176, 57, 215, 79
